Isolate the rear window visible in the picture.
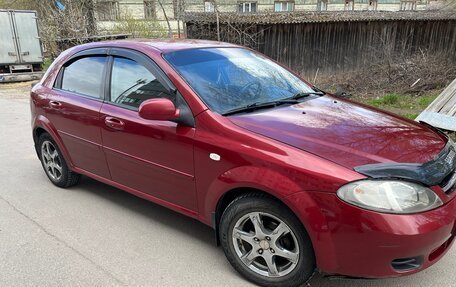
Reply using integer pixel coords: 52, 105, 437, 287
61, 56, 107, 98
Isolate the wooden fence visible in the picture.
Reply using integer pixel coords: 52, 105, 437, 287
184, 12, 456, 77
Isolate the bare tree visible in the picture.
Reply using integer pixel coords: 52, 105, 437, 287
157, 0, 173, 37
213, 0, 221, 41
38, 1, 96, 55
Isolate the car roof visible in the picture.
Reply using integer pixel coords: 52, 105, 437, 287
74, 38, 240, 54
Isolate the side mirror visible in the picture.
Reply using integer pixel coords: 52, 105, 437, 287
138, 98, 180, 121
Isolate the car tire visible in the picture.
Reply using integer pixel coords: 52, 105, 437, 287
38, 133, 80, 188
219, 193, 315, 287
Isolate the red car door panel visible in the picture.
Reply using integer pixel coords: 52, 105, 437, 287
45, 55, 110, 178
100, 104, 197, 211
100, 53, 197, 211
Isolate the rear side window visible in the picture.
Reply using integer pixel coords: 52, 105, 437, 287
61, 56, 107, 98
110, 57, 173, 109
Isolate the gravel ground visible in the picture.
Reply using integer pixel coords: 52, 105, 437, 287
0, 81, 34, 99
0, 83, 454, 286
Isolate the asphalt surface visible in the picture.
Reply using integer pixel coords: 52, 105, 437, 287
0, 83, 455, 286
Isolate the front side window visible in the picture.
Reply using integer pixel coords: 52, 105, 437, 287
274, 1, 294, 12
60, 56, 107, 98
317, 0, 328, 11
173, 0, 185, 18
368, 0, 377, 10
204, 1, 215, 12
400, 0, 416, 10
144, 1, 156, 19
164, 48, 314, 114
110, 57, 173, 109
238, 2, 257, 13
96, 1, 119, 21
344, 0, 354, 10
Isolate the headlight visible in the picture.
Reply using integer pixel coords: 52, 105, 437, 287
337, 180, 443, 214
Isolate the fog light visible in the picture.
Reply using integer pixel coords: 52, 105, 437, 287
391, 257, 423, 271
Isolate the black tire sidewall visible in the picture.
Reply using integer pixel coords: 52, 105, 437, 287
219, 195, 315, 287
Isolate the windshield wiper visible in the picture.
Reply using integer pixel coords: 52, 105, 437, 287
221, 90, 325, 116
287, 91, 325, 101
222, 99, 299, 116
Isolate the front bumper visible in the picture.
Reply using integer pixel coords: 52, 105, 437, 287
286, 191, 456, 278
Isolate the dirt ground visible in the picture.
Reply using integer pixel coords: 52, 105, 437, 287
0, 81, 35, 99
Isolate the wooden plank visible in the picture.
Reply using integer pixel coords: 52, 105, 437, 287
416, 77, 456, 131
422, 78, 456, 116
416, 112, 456, 131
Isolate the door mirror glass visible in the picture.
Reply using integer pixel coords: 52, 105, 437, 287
138, 98, 180, 121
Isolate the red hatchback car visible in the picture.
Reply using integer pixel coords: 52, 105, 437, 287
31, 39, 455, 287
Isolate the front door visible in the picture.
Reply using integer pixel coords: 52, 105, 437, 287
100, 52, 197, 211
45, 54, 111, 178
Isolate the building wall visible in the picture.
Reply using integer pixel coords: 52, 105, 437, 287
96, 0, 181, 34
96, 0, 432, 34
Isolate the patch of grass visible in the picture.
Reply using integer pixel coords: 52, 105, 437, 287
367, 93, 437, 110
418, 96, 435, 108
358, 93, 438, 119
402, 113, 420, 120
449, 132, 456, 141
368, 93, 399, 107
41, 58, 53, 71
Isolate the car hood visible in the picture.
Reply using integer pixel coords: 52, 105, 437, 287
228, 96, 446, 169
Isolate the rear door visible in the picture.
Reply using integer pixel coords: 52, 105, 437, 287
0, 10, 19, 64
11, 10, 42, 63
45, 49, 111, 178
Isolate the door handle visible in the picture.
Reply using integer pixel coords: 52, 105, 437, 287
104, 116, 125, 131
49, 101, 62, 108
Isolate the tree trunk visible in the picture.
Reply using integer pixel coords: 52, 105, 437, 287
158, 0, 173, 38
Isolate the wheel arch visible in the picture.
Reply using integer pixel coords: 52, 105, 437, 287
32, 119, 74, 169
33, 126, 47, 144
213, 187, 311, 247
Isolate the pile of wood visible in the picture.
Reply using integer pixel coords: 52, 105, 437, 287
416, 78, 456, 132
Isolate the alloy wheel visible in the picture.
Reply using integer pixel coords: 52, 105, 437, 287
232, 211, 300, 278
41, 140, 63, 181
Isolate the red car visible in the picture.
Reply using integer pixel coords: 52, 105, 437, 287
30, 39, 455, 287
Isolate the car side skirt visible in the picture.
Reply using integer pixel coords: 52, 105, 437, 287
72, 166, 200, 221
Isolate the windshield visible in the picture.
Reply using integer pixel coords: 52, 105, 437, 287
164, 48, 314, 114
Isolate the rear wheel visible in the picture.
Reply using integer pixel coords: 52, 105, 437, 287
38, 133, 80, 188
219, 193, 315, 287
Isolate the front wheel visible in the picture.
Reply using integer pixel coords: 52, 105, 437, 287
219, 193, 315, 287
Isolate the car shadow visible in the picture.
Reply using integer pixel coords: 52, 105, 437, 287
76, 175, 217, 250
74, 176, 442, 287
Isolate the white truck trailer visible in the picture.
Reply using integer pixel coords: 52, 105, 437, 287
0, 10, 44, 82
